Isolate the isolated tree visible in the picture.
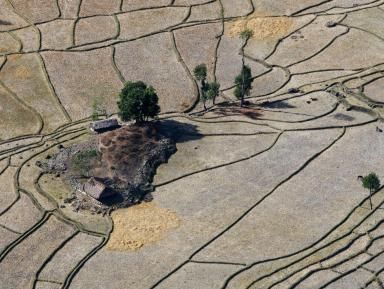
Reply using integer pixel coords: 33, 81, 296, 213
234, 65, 253, 107
118, 81, 160, 123
362, 172, 381, 210
235, 28, 254, 107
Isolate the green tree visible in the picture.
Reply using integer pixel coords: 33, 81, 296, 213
234, 65, 253, 107
201, 81, 220, 110
193, 64, 207, 85
117, 81, 160, 123
206, 82, 220, 106
194, 64, 208, 106
362, 172, 381, 210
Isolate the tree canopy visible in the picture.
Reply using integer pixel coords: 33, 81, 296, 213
201, 81, 220, 109
193, 64, 207, 82
234, 65, 253, 106
362, 172, 381, 192
206, 82, 220, 100
117, 81, 160, 123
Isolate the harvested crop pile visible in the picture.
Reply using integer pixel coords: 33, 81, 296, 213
228, 16, 293, 40
106, 202, 180, 251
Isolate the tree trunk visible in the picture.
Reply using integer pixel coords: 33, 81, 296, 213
240, 45, 245, 107
198, 82, 203, 106
369, 189, 373, 210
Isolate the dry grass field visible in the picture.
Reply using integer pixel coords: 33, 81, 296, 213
1, 0, 384, 289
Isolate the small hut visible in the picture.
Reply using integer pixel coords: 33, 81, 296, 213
81, 177, 115, 201
90, 119, 119, 133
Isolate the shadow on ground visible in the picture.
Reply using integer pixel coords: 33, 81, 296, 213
0, 20, 12, 25
261, 100, 296, 109
158, 120, 203, 143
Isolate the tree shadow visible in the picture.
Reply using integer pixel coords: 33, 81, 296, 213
261, 100, 296, 109
333, 113, 355, 121
212, 105, 263, 120
0, 20, 12, 25
157, 119, 203, 143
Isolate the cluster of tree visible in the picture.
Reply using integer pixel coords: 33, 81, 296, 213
113, 28, 255, 122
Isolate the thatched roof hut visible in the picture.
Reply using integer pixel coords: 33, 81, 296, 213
90, 119, 119, 133
82, 177, 115, 200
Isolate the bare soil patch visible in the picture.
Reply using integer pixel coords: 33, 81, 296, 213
95, 123, 176, 189
107, 202, 180, 251
41, 123, 177, 209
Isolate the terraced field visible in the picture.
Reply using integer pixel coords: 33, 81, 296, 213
1, 0, 384, 288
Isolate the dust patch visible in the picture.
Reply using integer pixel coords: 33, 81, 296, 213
107, 202, 180, 251
227, 15, 293, 40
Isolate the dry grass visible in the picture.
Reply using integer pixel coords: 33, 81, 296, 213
227, 15, 293, 40
107, 202, 180, 251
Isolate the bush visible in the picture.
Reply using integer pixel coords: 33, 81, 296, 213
71, 149, 99, 176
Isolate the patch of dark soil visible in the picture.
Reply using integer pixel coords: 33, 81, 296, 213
39, 122, 183, 209
95, 123, 176, 192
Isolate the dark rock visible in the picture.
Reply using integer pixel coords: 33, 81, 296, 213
326, 21, 337, 28
288, 88, 300, 94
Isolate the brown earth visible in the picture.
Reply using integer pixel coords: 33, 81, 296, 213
94, 123, 176, 189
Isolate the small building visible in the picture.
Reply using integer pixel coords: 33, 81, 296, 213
81, 177, 116, 201
90, 119, 119, 133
